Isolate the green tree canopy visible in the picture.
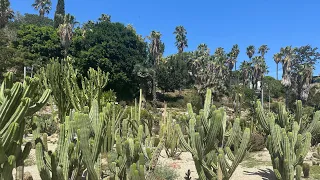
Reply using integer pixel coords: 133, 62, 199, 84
70, 21, 147, 99
157, 53, 188, 92
12, 24, 62, 69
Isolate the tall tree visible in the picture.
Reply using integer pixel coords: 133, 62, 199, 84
280, 46, 296, 106
98, 14, 111, 22
230, 44, 240, 71
148, 31, 163, 105
58, 14, 77, 58
53, 0, 65, 28
32, 0, 52, 17
258, 44, 269, 58
0, 0, 14, 28
173, 25, 188, 53
273, 52, 282, 80
239, 61, 252, 87
280, 46, 296, 88
292, 45, 320, 102
246, 45, 255, 60
252, 56, 268, 104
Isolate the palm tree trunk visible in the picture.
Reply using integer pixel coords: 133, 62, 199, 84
276, 63, 279, 80
261, 78, 264, 106
285, 87, 289, 108
152, 66, 157, 107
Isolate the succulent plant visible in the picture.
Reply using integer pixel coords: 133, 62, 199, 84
176, 89, 251, 180
0, 72, 51, 180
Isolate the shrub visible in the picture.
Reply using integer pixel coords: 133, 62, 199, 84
249, 132, 266, 152
152, 164, 178, 180
101, 90, 117, 103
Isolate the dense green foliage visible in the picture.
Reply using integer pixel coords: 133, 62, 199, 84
53, 0, 65, 28
12, 24, 62, 69
157, 53, 188, 92
70, 21, 147, 99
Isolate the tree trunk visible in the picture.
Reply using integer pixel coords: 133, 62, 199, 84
276, 63, 279, 80
261, 79, 264, 106
152, 71, 157, 107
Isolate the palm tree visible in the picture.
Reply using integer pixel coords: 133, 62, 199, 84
148, 31, 163, 105
231, 44, 240, 71
246, 45, 255, 60
252, 56, 268, 104
300, 64, 313, 102
258, 44, 269, 58
32, 0, 52, 17
280, 46, 297, 106
273, 52, 282, 80
0, 0, 14, 28
239, 61, 252, 87
98, 14, 111, 22
173, 26, 188, 54
58, 14, 78, 58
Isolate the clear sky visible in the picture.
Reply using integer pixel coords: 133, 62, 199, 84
10, 0, 320, 78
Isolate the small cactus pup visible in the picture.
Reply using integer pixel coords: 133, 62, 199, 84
255, 100, 318, 180
302, 163, 310, 178
0, 72, 51, 180
176, 89, 251, 180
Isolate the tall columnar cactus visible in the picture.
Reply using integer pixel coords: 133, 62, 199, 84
101, 101, 126, 153
105, 90, 164, 179
34, 99, 105, 180
76, 99, 105, 180
161, 105, 181, 158
33, 114, 82, 180
0, 72, 51, 180
40, 58, 109, 122
255, 100, 319, 180
66, 61, 109, 111
176, 89, 251, 180
40, 58, 70, 123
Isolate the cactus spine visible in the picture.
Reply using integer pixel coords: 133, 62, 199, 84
255, 100, 318, 180
0, 72, 51, 180
176, 89, 251, 180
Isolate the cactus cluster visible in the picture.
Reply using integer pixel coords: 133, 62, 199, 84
255, 100, 320, 180
0, 72, 51, 180
34, 99, 105, 180
161, 105, 181, 158
106, 90, 163, 179
40, 58, 108, 122
176, 89, 251, 180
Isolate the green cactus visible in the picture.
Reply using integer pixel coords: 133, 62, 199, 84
312, 146, 320, 165
0, 72, 51, 180
33, 114, 82, 180
66, 60, 108, 111
255, 100, 317, 180
40, 58, 109, 122
176, 89, 251, 180
105, 90, 164, 180
161, 106, 181, 158
296, 165, 302, 180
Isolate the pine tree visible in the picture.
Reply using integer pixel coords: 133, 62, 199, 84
53, 0, 65, 28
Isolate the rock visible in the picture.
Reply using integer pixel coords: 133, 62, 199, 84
23, 172, 33, 180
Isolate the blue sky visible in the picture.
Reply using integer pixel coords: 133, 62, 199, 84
11, 0, 320, 78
